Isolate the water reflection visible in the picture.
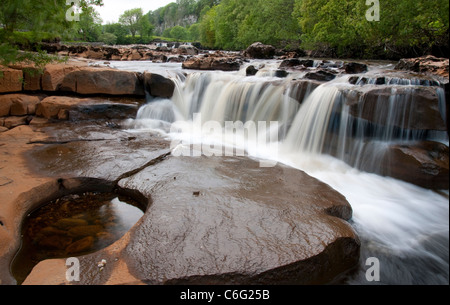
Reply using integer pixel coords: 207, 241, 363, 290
11, 192, 144, 285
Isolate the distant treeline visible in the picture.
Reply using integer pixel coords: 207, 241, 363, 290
1, 0, 449, 62
154, 0, 448, 59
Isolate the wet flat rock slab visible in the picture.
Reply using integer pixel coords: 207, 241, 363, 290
118, 156, 360, 284
10, 123, 359, 284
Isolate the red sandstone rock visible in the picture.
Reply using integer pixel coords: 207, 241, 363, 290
0, 66, 23, 93
7, 94, 42, 116
60, 67, 145, 96
41, 63, 82, 91
182, 56, 242, 71
343, 86, 447, 131
395, 55, 449, 78
381, 141, 449, 189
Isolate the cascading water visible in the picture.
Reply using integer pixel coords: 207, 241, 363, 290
126, 61, 449, 284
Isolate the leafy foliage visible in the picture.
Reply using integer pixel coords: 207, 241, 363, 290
193, 0, 449, 58
1, 0, 448, 61
0, 0, 103, 66
293, 0, 449, 58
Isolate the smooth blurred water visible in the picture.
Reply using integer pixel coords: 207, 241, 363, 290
117, 60, 449, 285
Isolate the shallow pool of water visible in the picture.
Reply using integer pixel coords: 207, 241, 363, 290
11, 192, 144, 284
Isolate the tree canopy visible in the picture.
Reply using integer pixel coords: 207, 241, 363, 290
1, 0, 448, 62
0, 0, 104, 66
193, 0, 449, 58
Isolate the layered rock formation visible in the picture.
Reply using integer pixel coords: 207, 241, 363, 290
1, 61, 176, 97
182, 55, 243, 71
0, 60, 176, 131
395, 55, 449, 78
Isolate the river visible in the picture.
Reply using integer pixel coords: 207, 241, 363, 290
107, 58, 449, 285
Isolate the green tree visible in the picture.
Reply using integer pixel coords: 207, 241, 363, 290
237, 0, 299, 48
188, 23, 201, 41
119, 8, 144, 38
170, 25, 189, 40
363, 0, 449, 57
197, 0, 300, 50
98, 32, 117, 45
140, 13, 155, 39
198, 5, 217, 47
74, 6, 103, 42
104, 22, 129, 44
0, 0, 103, 66
293, 0, 449, 58
301, 0, 365, 56
176, 0, 196, 21
213, 0, 251, 49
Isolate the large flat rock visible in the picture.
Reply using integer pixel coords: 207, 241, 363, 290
118, 156, 359, 284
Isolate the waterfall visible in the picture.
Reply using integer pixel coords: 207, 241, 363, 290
125, 61, 448, 285
170, 72, 302, 126
134, 69, 448, 175
282, 83, 342, 154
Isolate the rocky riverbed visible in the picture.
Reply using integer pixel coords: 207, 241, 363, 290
0, 48, 448, 285
0, 118, 359, 285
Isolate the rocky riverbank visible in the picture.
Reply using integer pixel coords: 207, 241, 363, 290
0, 52, 448, 189
0, 50, 448, 284
0, 52, 364, 285
0, 118, 360, 285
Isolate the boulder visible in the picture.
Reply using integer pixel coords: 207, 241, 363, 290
0, 94, 42, 117
274, 69, 289, 78
23, 67, 42, 91
54, 218, 88, 230
246, 65, 258, 76
68, 225, 103, 239
344, 62, 368, 74
36, 96, 84, 119
167, 56, 186, 63
38, 235, 73, 250
279, 58, 315, 69
379, 141, 449, 189
3, 116, 29, 129
182, 57, 241, 71
288, 80, 322, 103
304, 69, 337, 82
343, 86, 447, 131
244, 42, 276, 59
103, 47, 121, 60
7, 94, 42, 116
317, 60, 343, 69
118, 156, 360, 285
395, 55, 449, 78
38, 42, 62, 54
21, 131, 360, 285
128, 49, 143, 61
7, 64, 42, 91
177, 45, 199, 56
143, 73, 175, 98
0, 95, 13, 117
65, 236, 94, 254
0, 67, 23, 93
60, 67, 145, 96
68, 45, 89, 56
83, 48, 106, 60
41, 63, 82, 92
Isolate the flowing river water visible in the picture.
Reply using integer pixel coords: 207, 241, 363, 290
109, 58, 449, 285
